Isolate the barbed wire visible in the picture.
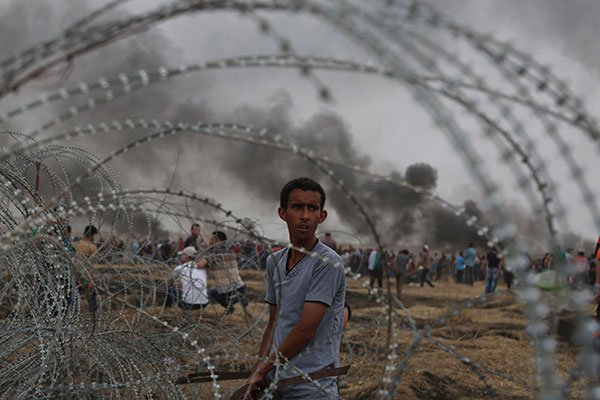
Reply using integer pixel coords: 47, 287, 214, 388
1, 0, 600, 399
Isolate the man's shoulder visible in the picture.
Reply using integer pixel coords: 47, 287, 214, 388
315, 241, 342, 261
175, 261, 195, 270
273, 246, 287, 256
173, 264, 184, 274
268, 247, 288, 264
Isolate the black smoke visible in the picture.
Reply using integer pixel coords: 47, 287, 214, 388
427, 200, 487, 248
405, 163, 437, 189
204, 97, 487, 246
0, 1, 502, 247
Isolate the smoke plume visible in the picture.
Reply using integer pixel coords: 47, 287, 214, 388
0, 0, 529, 248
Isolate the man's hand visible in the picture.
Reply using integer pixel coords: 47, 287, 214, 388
241, 369, 267, 400
245, 368, 266, 387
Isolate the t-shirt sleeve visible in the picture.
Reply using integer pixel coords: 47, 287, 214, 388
265, 255, 277, 305
305, 256, 345, 307
172, 265, 182, 278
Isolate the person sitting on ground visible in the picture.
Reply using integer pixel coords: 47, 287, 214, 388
197, 231, 248, 314
168, 246, 208, 310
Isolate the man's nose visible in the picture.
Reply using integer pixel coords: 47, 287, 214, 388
301, 206, 310, 218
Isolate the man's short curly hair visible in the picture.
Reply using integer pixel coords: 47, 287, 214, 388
280, 177, 326, 210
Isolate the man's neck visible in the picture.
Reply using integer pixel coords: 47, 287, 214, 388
290, 236, 318, 253
287, 237, 318, 270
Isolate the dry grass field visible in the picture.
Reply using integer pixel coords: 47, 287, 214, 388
26, 264, 589, 399
152, 268, 591, 399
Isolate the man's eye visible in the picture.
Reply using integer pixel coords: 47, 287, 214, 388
310, 206, 318, 211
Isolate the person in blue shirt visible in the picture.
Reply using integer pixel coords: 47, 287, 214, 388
456, 251, 466, 284
464, 243, 477, 286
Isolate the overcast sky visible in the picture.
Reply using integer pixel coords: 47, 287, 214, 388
1, 0, 599, 249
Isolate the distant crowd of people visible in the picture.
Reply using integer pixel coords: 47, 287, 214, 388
67, 223, 600, 309
68, 221, 271, 271
323, 234, 600, 297
67, 223, 252, 314
329, 241, 507, 295
533, 248, 599, 290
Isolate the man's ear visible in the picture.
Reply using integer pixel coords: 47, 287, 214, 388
278, 206, 287, 222
319, 209, 328, 224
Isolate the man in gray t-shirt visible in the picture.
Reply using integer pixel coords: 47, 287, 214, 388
265, 241, 345, 398
246, 177, 346, 399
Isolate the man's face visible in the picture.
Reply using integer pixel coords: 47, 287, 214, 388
209, 233, 217, 246
278, 189, 327, 244
191, 225, 200, 237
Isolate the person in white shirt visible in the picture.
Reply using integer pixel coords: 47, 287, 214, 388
170, 246, 208, 310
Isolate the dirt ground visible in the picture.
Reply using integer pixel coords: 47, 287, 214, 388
335, 276, 590, 400
233, 269, 589, 399
168, 268, 590, 399
32, 264, 591, 399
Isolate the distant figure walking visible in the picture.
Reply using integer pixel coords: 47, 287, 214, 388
419, 245, 435, 288
486, 247, 501, 294
368, 247, 384, 294
394, 249, 410, 297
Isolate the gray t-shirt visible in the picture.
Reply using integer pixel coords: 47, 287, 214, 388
265, 241, 346, 399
